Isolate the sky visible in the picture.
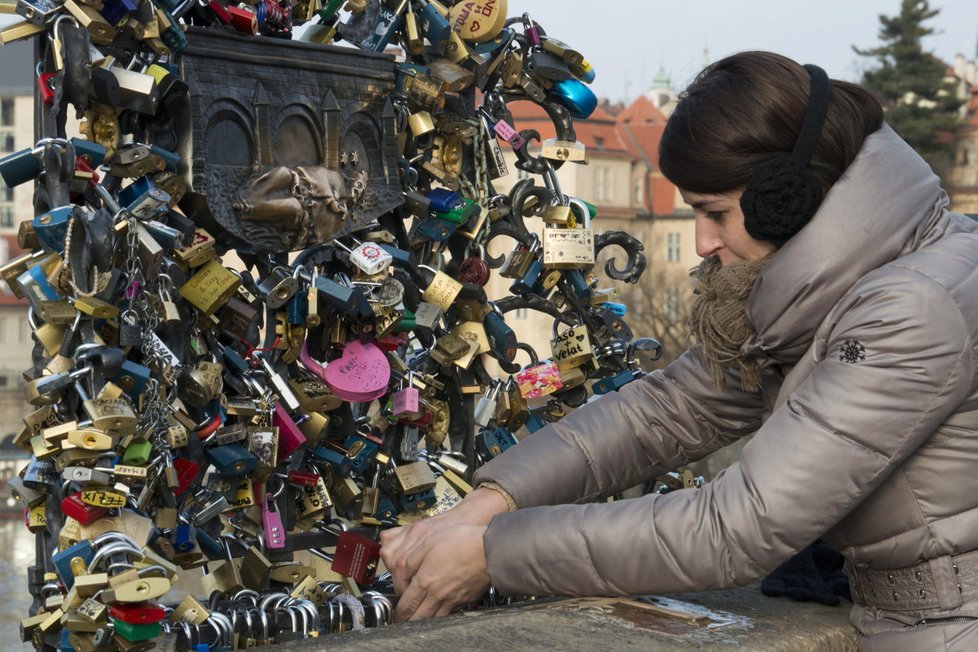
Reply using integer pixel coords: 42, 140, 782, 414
515, 0, 977, 102
0, 1, 974, 103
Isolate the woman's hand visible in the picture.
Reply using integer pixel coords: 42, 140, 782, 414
380, 487, 509, 612
390, 523, 491, 621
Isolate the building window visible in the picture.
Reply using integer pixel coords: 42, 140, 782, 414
514, 307, 528, 320
1, 134, 13, 153
666, 232, 681, 263
634, 178, 643, 205
593, 167, 614, 203
0, 186, 11, 202
664, 287, 681, 322
0, 207, 12, 228
517, 167, 530, 180
0, 98, 12, 127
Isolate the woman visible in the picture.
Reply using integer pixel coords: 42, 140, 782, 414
381, 51, 978, 650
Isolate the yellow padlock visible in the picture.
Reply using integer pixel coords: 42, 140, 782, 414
179, 260, 241, 315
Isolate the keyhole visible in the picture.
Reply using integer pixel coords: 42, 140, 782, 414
83, 433, 97, 447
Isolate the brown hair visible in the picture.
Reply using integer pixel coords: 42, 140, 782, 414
659, 51, 884, 195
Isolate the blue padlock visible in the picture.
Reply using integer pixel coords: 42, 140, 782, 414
221, 347, 250, 375
0, 147, 41, 188
374, 494, 399, 521
311, 446, 351, 477
566, 270, 592, 299
149, 144, 180, 171
118, 175, 155, 207
400, 487, 437, 513
17, 264, 62, 309
601, 301, 627, 316
343, 434, 379, 474
550, 78, 598, 119
111, 360, 152, 400
53, 540, 94, 588
195, 528, 224, 558
99, 0, 136, 25
205, 443, 257, 476
33, 206, 73, 253
426, 187, 461, 213
484, 311, 517, 362
416, 216, 458, 242
286, 290, 307, 325
509, 259, 543, 295
475, 426, 518, 459
418, 0, 452, 52
174, 524, 195, 553
523, 414, 546, 434
71, 137, 106, 168
592, 369, 640, 395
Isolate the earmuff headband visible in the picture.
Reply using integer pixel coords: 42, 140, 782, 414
793, 64, 830, 164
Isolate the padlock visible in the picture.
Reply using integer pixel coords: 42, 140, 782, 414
348, 241, 393, 276
550, 77, 598, 119
541, 138, 586, 162
257, 266, 300, 309
551, 323, 593, 368
592, 368, 641, 395
32, 205, 72, 253
179, 260, 242, 315
484, 310, 517, 362
475, 426, 518, 459
331, 531, 380, 584
111, 618, 161, 643
394, 462, 435, 494
205, 443, 257, 477
261, 483, 286, 550
413, 0, 451, 53
448, 0, 506, 42
421, 270, 462, 310
542, 200, 595, 269
343, 433, 379, 474
516, 360, 564, 399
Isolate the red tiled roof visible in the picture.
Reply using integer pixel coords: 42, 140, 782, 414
508, 95, 681, 215
509, 100, 631, 153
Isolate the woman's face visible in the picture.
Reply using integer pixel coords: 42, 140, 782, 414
681, 188, 778, 266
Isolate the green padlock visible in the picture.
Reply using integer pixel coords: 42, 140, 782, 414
122, 440, 153, 466
395, 311, 417, 332
111, 618, 161, 642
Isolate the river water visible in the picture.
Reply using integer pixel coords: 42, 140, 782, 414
0, 518, 41, 651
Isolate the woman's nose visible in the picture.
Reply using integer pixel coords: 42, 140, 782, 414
695, 216, 722, 259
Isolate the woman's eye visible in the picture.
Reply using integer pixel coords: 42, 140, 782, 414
706, 211, 725, 222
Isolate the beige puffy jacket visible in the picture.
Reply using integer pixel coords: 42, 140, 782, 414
474, 125, 978, 614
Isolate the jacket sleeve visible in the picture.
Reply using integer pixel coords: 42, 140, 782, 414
482, 270, 976, 597
473, 348, 765, 510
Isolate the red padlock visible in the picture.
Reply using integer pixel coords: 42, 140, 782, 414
206, 0, 232, 23
458, 256, 491, 286
171, 457, 199, 497
61, 493, 108, 526
109, 602, 166, 624
287, 470, 320, 487
226, 5, 258, 35
37, 73, 57, 106
331, 531, 381, 584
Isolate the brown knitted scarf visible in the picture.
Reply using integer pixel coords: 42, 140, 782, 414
688, 255, 770, 392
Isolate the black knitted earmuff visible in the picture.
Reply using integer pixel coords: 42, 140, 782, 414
740, 64, 830, 245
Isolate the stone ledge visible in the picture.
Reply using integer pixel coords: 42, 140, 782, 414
280, 583, 859, 651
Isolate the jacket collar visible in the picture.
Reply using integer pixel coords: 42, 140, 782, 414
742, 123, 946, 365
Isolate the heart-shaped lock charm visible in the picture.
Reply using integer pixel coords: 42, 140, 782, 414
320, 340, 391, 402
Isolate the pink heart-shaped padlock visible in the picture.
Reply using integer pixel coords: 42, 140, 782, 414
309, 340, 390, 402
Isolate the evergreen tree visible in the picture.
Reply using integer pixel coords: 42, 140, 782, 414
854, 0, 962, 175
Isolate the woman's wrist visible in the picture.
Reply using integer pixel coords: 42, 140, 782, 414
466, 484, 516, 519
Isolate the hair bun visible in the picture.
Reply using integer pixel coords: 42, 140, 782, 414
740, 156, 822, 244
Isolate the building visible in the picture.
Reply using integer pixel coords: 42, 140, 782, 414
0, 41, 40, 445
0, 40, 36, 236
949, 53, 978, 214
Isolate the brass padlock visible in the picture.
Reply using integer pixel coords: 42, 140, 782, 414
421, 270, 463, 310
179, 260, 241, 315
395, 461, 437, 494
83, 398, 137, 433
